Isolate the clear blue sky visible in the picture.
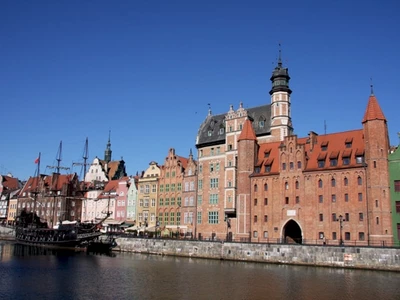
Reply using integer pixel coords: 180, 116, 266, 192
1, 0, 399, 181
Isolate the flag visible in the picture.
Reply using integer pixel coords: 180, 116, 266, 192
34, 157, 40, 164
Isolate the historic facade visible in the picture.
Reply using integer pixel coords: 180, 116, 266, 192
157, 148, 188, 234
195, 56, 393, 246
126, 176, 139, 221
181, 149, 197, 238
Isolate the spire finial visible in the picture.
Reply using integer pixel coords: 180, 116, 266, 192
207, 103, 212, 116
370, 77, 374, 95
278, 42, 282, 67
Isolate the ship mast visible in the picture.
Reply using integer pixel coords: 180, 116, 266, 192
32, 152, 41, 224
72, 137, 90, 182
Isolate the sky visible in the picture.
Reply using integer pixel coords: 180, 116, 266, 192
1, 0, 399, 181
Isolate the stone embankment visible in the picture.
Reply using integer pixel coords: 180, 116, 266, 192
115, 237, 400, 272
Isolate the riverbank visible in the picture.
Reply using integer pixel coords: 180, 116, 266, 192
115, 237, 400, 272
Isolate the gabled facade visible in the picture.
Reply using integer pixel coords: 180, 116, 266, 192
181, 149, 197, 237
389, 141, 400, 246
137, 161, 160, 228
157, 148, 188, 231
126, 176, 139, 222
0, 174, 21, 222
115, 177, 129, 221
97, 180, 119, 221
81, 181, 105, 222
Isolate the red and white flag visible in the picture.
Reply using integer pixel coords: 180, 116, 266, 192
34, 157, 40, 164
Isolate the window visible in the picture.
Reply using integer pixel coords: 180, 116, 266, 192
171, 184, 175, 191
330, 158, 338, 167
210, 178, 219, 188
210, 163, 214, 172
166, 184, 170, 192
264, 215, 268, 222
395, 180, 400, 192
359, 213, 364, 221
177, 183, 182, 191
331, 194, 336, 203
357, 176, 362, 185
197, 195, 202, 205
297, 161, 302, 169
254, 184, 258, 192
332, 232, 337, 240
217, 147, 221, 154
290, 162, 294, 170
344, 193, 349, 202
318, 159, 325, 168
345, 213, 349, 221
198, 180, 203, 189
264, 198, 268, 205
264, 231, 268, 238
331, 178, 336, 187
358, 193, 363, 201
265, 165, 271, 172
216, 163, 220, 171
254, 215, 258, 223
259, 120, 265, 128
264, 183, 268, 191
396, 201, 400, 213
356, 155, 364, 164
319, 214, 323, 221
172, 171, 176, 177
208, 130, 212, 136
343, 157, 350, 165
285, 182, 289, 190
254, 198, 258, 206
219, 128, 224, 135
210, 148, 214, 156
295, 196, 299, 204
376, 217, 379, 225
253, 231, 258, 238
208, 211, 219, 224
145, 185, 150, 193
345, 232, 351, 240
152, 184, 157, 192
285, 197, 289, 205
332, 213, 336, 221
359, 232, 365, 241
375, 199, 379, 208
319, 195, 323, 203
209, 194, 218, 204
374, 161, 377, 168
199, 165, 203, 173
295, 181, 299, 189
282, 163, 286, 170
344, 177, 348, 186
228, 144, 233, 151
197, 211, 201, 224
319, 232, 325, 239
318, 179, 323, 188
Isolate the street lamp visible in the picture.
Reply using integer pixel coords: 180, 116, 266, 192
155, 217, 160, 238
144, 217, 148, 237
337, 215, 345, 246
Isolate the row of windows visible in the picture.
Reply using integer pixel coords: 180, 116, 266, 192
157, 212, 181, 225
158, 197, 182, 206
253, 176, 364, 193
159, 183, 182, 192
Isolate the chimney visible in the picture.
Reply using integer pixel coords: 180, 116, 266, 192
308, 131, 318, 151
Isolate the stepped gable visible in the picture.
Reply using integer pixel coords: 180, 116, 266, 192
362, 94, 386, 123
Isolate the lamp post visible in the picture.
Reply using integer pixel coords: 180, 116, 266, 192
155, 217, 160, 238
337, 214, 344, 246
144, 217, 148, 237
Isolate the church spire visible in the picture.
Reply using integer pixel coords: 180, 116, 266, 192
269, 43, 291, 95
104, 130, 112, 163
362, 88, 386, 123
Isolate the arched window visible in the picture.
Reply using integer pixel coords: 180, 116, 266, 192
264, 183, 268, 191
331, 178, 336, 187
344, 177, 348, 186
357, 176, 362, 185
295, 181, 299, 189
318, 179, 323, 188
254, 184, 258, 192
285, 182, 289, 190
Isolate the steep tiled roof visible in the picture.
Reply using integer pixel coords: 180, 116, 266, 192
98, 180, 119, 199
176, 155, 188, 170
362, 94, 386, 123
1, 175, 19, 190
238, 118, 257, 141
19, 173, 76, 195
255, 141, 283, 174
304, 130, 365, 170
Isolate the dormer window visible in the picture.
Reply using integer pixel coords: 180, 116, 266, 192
321, 141, 329, 151
264, 149, 271, 158
356, 155, 364, 164
345, 137, 353, 148
342, 149, 352, 165
317, 152, 327, 168
207, 130, 212, 136
219, 128, 224, 135
254, 167, 261, 173
259, 120, 265, 128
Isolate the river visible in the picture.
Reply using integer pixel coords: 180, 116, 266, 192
0, 241, 399, 300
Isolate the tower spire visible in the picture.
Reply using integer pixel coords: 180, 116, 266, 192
370, 77, 374, 95
104, 130, 112, 163
278, 42, 282, 67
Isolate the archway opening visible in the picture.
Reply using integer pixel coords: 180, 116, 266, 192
283, 220, 302, 244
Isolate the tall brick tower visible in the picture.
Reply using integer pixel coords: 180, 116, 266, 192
362, 85, 392, 245
236, 118, 258, 240
269, 46, 293, 140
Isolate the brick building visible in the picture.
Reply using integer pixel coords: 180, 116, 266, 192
389, 141, 400, 245
195, 54, 392, 246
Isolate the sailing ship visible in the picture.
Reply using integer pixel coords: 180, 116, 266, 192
15, 140, 112, 250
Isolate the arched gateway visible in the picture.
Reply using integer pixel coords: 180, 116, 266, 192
282, 220, 302, 244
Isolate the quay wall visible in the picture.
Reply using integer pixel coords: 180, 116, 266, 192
115, 237, 400, 271
0, 226, 15, 240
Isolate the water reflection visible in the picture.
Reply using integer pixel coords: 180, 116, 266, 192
0, 242, 400, 300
